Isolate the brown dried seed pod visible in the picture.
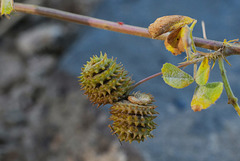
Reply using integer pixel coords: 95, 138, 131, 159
148, 15, 194, 38
110, 92, 158, 143
79, 52, 134, 107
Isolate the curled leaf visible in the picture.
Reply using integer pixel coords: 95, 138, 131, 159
191, 82, 223, 112
162, 63, 194, 89
148, 15, 195, 38
1, 0, 14, 15
164, 25, 191, 56
164, 27, 184, 55
195, 57, 210, 85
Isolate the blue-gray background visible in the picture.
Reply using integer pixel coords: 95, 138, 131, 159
60, 0, 240, 160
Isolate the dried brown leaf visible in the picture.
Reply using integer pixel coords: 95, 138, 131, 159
148, 15, 194, 38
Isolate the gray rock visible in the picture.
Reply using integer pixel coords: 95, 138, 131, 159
25, 55, 56, 85
16, 24, 65, 56
0, 53, 25, 93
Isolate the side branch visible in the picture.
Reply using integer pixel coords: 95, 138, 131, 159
131, 57, 204, 89
218, 57, 240, 116
14, 3, 240, 55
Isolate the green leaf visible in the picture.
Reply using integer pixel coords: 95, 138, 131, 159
195, 57, 210, 85
162, 63, 194, 89
1, 0, 14, 15
191, 82, 223, 112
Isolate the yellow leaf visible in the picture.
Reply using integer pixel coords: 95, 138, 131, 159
148, 15, 195, 38
1, 0, 14, 15
191, 82, 223, 112
195, 57, 210, 85
180, 25, 192, 57
189, 20, 197, 53
164, 25, 191, 56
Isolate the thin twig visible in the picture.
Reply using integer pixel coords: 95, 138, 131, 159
13, 3, 240, 56
201, 21, 207, 39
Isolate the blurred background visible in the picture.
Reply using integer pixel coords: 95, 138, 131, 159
1, 0, 240, 161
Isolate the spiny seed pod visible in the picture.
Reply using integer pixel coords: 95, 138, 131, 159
110, 92, 158, 143
79, 52, 134, 107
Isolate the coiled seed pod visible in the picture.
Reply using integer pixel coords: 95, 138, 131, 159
128, 91, 155, 105
79, 52, 134, 107
110, 92, 158, 143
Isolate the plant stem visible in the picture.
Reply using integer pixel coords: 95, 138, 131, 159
218, 57, 240, 116
14, 3, 165, 40
13, 3, 240, 55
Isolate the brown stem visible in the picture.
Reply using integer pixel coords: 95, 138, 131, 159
14, 3, 165, 40
131, 71, 162, 89
14, 3, 240, 55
